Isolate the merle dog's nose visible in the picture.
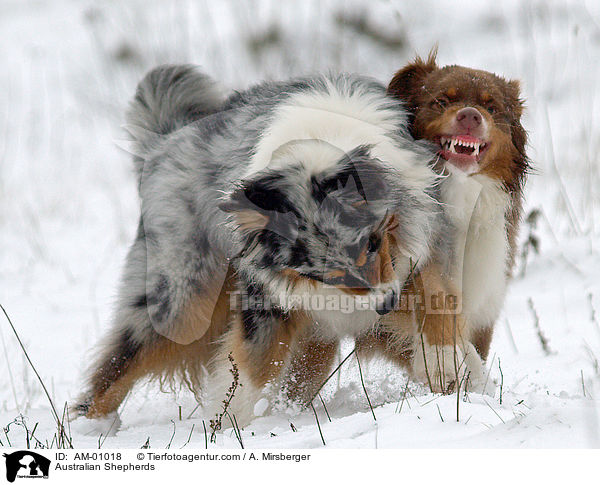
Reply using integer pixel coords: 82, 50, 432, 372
456, 107, 482, 131
375, 288, 398, 315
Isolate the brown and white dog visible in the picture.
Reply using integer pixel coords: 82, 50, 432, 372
360, 52, 529, 392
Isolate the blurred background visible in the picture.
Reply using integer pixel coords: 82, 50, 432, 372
1, 0, 600, 447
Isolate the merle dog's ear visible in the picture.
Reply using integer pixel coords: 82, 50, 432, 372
219, 174, 298, 235
388, 48, 438, 104
315, 146, 389, 206
219, 183, 272, 232
219, 189, 270, 232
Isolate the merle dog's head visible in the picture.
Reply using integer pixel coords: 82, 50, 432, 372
220, 140, 425, 312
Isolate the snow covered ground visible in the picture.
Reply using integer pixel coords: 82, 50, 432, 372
1, 0, 600, 448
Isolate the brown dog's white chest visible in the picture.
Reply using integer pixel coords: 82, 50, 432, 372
441, 171, 511, 327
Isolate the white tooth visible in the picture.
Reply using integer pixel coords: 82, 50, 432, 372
450, 139, 457, 153
474, 144, 480, 156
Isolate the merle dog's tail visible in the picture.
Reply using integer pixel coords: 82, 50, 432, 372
126, 64, 225, 183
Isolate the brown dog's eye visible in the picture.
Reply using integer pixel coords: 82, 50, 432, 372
485, 102, 499, 115
429, 97, 448, 109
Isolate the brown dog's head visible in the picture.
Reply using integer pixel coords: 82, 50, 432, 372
388, 51, 528, 192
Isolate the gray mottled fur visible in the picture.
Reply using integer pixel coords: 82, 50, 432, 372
124, 66, 440, 343
76, 65, 446, 418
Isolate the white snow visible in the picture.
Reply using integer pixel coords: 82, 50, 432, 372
69, 411, 121, 438
1, 0, 600, 449
253, 398, 270, 417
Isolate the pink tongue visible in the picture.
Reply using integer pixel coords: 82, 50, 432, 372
455, 145, 474, 155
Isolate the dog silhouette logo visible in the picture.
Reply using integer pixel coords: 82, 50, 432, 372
3, 451, 51, 482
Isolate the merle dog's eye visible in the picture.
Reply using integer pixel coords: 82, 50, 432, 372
367, 234, 381, 253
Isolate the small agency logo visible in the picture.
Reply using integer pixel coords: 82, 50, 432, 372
3, 451, 51, 482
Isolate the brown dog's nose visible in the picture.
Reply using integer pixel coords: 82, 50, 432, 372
456, 107, 482, 131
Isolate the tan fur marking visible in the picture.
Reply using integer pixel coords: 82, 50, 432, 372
409, 263, 466, 348
85, 267, 237, 417
285, 334, 338, 403
446, 87, 458, 98
281, 268, 318, 289
338, 286, 370, 296
235, 209, 269, 232
326, 269, 346, 279
379, 233, 395, 283
366, 256, 381, 287
228, 310, 312, 388
355, 248, 368, 267
385, 214, 400, 233
352, 200, 368, 208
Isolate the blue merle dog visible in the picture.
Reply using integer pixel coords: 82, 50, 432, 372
73, 65, 444, 428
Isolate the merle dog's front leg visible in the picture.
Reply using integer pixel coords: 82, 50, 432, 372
205, 290, 311, 427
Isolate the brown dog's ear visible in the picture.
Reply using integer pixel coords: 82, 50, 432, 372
387, 48, 438, 103
506, 79, 524, 118
503, 78, 529, 186
504, 79, 526, 151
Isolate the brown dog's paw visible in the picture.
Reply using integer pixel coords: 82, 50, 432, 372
412, 340, 487, 394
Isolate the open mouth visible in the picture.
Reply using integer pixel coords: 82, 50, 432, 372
438, 134, 489, 171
